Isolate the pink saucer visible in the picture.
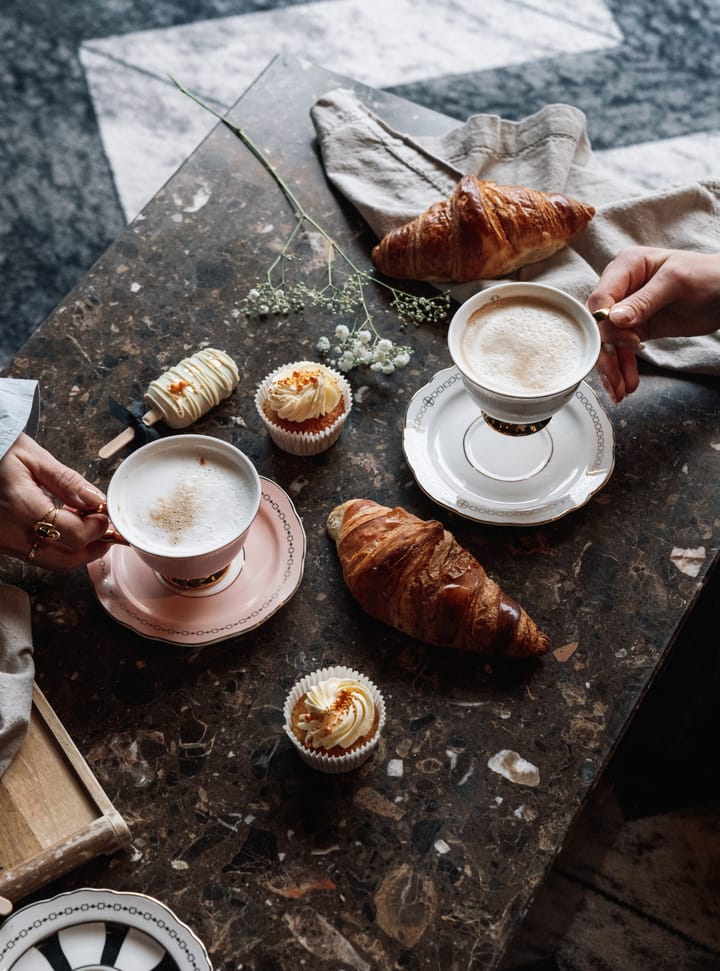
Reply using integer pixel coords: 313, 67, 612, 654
87, 477, 305, 645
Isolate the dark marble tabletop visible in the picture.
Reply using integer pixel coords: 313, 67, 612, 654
2, 55, 719, 971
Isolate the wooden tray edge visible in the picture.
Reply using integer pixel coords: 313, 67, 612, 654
0, 685, 131, 904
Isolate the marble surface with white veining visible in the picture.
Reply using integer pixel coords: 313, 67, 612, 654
2, 56, 719, 971
2, 3, 720, 968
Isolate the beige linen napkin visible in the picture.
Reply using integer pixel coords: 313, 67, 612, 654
310, 88, 720, 373
0, 584, 35, 777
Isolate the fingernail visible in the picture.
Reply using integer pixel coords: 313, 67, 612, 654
78, 484, 106, 507
610, 304, 634, 326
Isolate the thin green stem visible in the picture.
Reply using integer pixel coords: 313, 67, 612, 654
171, 77, 367, 274
172, 77, 450, 313
173, 77, 449, 373
266, 217, 305, 284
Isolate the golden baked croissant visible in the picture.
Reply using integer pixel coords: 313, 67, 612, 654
371, 175, 595, 282
327, 499, 549, 660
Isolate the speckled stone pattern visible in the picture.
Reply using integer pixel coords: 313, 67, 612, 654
1, 56, 719, 971
2, 1, 720, 368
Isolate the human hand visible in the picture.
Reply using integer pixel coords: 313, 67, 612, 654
0, 433, 109, 568
587, 246, 720, 402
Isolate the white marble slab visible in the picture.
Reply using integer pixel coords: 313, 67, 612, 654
80, 0, 622, 218
80, 49, 215, 220
596, 132, 720, 191
82, 0, 622, 97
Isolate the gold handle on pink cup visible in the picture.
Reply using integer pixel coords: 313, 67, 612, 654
101, 527, 130, 546
72, 505, 129, 545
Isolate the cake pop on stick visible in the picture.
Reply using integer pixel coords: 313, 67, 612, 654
98, 347, 239, 459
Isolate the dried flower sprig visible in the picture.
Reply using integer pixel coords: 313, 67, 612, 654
172, 79, 451, 374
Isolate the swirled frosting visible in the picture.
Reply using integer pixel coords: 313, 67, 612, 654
144, 348, 239, 428
296, 677, 376, 751
266, 365, 341, 422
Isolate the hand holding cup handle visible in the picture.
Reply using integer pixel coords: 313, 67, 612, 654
74, 503, 129, 546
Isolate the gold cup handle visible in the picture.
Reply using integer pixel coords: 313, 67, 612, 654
101, 528, 130, 546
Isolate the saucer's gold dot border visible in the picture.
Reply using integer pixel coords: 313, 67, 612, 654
413, 369, 462, 427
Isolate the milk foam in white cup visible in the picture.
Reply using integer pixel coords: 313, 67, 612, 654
447, 282, 601, 428
106, 434, 261, 584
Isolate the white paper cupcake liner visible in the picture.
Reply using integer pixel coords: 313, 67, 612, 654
283, 665, 386, 774
255, 361, 353, 456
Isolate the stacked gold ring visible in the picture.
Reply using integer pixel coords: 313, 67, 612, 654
28, 504, 62, 561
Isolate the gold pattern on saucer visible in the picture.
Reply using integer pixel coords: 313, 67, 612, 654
481, 413, 552, 437
161, 566, 231, 590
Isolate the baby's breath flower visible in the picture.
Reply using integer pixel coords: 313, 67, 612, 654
391, 289, 452, 326
337, 351, 356, 371
324, 324, 413, 374
174, 78, 452, 378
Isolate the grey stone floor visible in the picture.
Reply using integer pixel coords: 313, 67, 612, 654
1, 2, 719, 967
545, 563, 720, 971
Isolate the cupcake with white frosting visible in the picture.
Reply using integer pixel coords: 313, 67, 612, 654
284, 665, 385, 773
255, 361, 352, 455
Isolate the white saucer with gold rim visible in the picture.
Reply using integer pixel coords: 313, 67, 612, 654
403, 366, 615, 526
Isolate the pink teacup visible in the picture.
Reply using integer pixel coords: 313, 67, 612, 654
105, 435, 261, 588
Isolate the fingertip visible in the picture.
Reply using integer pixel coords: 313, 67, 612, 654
617, 346, 640, 396
609, 304, 635, 327
75, 486, 107, 512
599, 371, 621, 405
624, 372, 641, 395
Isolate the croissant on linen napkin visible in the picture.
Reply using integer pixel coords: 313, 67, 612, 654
310, 88, 720, 375
0, 584, 35, 777
371, 174, 596, 283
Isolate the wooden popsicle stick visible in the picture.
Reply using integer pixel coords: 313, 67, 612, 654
98, 408, 161, 460
0, 894, 12, 915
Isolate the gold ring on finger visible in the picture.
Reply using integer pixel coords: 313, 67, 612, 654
33, 504, 62, 543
